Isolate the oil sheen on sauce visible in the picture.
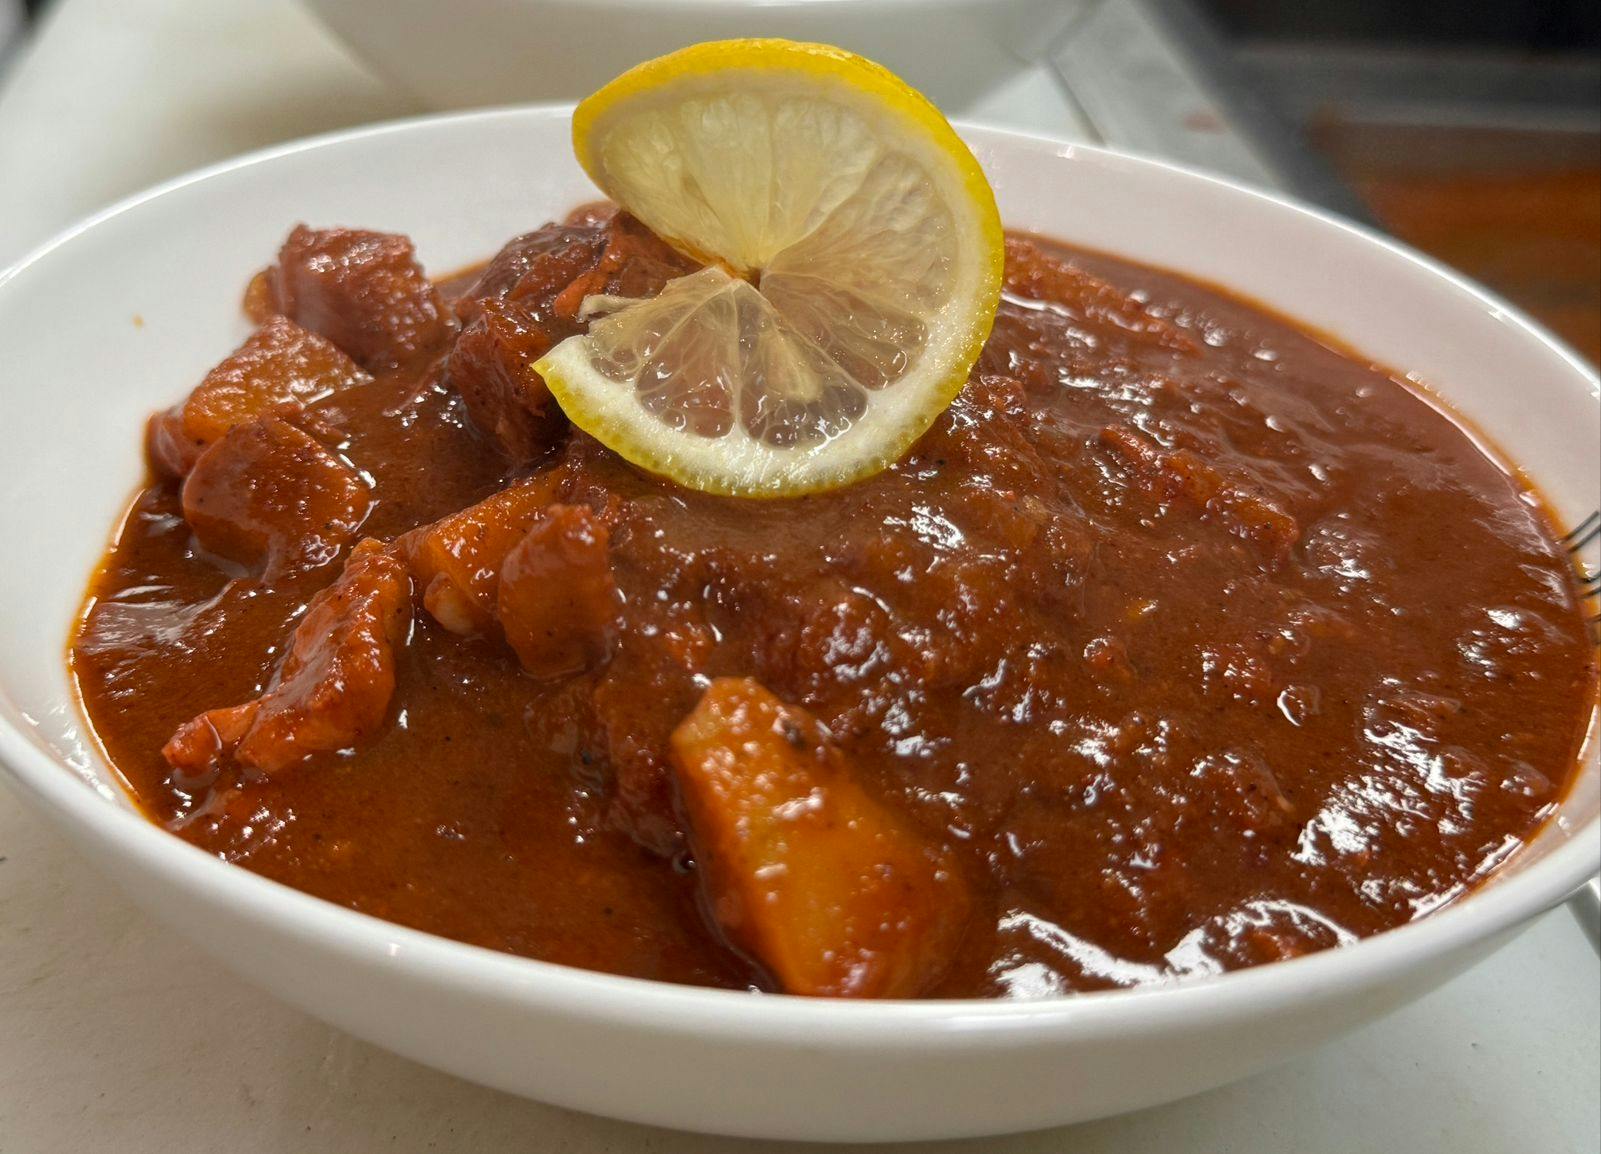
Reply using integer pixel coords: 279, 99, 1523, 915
72, 225, 1600, 997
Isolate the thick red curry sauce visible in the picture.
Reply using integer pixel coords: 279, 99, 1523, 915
72, 207, 1598, 997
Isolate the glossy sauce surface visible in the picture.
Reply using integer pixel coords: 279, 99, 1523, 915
73, 218, 1598, 996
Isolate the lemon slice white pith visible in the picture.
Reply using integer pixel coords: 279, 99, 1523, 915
536, 39, 1005, 498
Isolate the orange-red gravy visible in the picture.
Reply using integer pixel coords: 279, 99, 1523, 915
72, 222, 1598, 996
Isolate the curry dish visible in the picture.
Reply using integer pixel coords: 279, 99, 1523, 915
72, 206, 1598, 998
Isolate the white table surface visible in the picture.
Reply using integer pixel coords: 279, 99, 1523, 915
0, 2, 1596, 1151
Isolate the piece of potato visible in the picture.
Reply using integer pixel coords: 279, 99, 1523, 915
668, 678, 970, 998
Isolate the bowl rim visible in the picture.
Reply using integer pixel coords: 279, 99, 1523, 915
0, 105, 1596, 1045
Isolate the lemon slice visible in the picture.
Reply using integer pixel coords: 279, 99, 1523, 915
535, 39, 1004, 497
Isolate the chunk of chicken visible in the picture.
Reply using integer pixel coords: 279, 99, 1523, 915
576, 209, 699, 302
1002, 237, 1199, 356
446, 211, 696, 462
497, 504, 618, 679
262, 225, 452, 372
446, 299, 569, 465
401, 469, 569, 636
147, 316, 370, 477
668, 678, 971, 998
181, 415, 371, 576
452, 220, 608, 325
1100, 425, 1300, 564
591, 649, 702, 860
163, 539, 412, 775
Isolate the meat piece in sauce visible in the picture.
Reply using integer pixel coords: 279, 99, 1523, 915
260, 225, 453, 372
147, 316, 370, 477
453, 220, 609, 324
1099, 424, 1300, 564
1000, 236, 1199, 359
163, 539, 412, 776
497, 504, 619, 679
401, 469, 569, 636
446, 300, 570, 465
669, 678, 971, 998
591, 637, 708, 859
575, 209, 700, 300
445, 222, 607, 463
181, 414, 371, 576
445, 210, 695, 462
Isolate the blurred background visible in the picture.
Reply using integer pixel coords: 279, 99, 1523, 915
0, 0, 1596, 363
1207, 0, 1600, 364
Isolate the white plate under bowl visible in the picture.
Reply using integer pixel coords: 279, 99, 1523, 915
0, 109, 1595, 1143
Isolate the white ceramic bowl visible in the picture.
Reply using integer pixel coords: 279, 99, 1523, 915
302, 0, 1084, 110
0, 109, 1595, 1143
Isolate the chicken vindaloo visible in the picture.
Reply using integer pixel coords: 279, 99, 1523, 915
74, 207, 1598, 997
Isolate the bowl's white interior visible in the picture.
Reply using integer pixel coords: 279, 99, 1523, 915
0, 109, 1595, 949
